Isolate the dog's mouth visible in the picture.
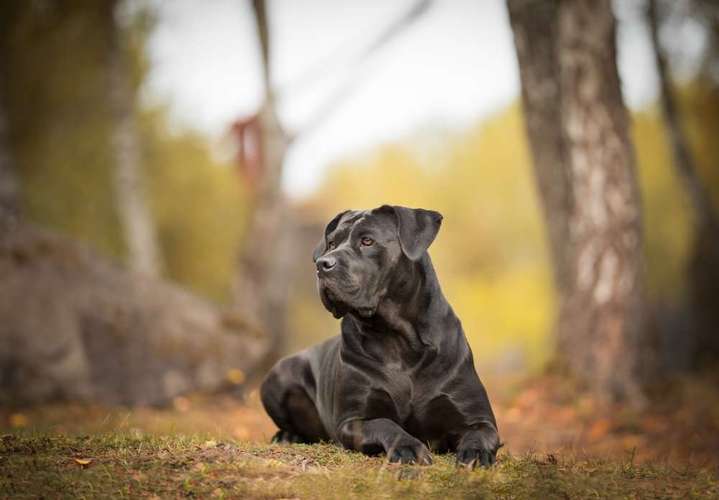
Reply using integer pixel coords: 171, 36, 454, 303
318, 280, 376, 319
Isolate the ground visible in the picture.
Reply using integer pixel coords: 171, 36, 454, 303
2, 433, 718, 499
2, 375, 719, 498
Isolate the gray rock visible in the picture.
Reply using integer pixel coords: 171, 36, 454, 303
0, 222, 266, 406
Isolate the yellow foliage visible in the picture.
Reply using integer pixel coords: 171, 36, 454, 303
633, 82, 719, 298
633, 108, 692, 298
141, 109, 248, 302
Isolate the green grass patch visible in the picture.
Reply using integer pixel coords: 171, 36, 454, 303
2, 433, 717, 499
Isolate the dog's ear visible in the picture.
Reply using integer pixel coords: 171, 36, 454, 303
312, 210, 350, 262
381, 205, 443, 261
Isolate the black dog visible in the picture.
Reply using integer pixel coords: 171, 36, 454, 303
260, 205, 500, 466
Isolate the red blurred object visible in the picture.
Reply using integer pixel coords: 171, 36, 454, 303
230, 115, 263, 191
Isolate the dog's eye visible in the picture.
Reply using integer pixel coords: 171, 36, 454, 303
327, 241, 336, 251
360, 237, 374, 247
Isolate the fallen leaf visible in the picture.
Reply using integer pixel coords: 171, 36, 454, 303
226, 368, 245, 385
173, 396, 191, 412
74, 458, 93, 466
9, 413, 28, 428
587, 418, 612, 441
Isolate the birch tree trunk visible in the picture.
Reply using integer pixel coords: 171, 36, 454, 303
557, 0, 645, 403
508, 0, 647, 404
106, 0, 162, 277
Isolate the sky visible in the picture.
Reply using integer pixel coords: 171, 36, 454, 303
143, 0, 663, 199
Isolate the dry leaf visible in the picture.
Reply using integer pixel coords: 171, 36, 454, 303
74, 458, 93, 466
226, 368, 246, 385
173, 396, 191, 412
587, 418, 612, 441
9, 413, 28, 428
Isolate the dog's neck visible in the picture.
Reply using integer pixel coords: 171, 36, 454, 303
344, 253, 451, 353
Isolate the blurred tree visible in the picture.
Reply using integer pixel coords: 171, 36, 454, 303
0, 7, 19, 225
648, 0, 719, 365
5, 0, 125, 258
509, 0, 646, 404
104, 0, 162, 277
506, 0, 571, 369
232, 0, 292, 375
558, 0, 646, 403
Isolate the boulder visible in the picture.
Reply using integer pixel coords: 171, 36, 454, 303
0, 222, 265, 406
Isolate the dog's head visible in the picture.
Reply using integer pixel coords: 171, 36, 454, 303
312, 205, 443, 319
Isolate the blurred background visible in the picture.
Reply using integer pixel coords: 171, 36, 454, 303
1, 0, 718, 462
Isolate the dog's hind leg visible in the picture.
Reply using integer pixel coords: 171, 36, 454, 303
260, 354, 328, 444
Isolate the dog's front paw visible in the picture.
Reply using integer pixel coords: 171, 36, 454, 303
456, 427, 500, 468
456, 445, 496, 468
388, 437, 432, 465
271, 430, 305, 444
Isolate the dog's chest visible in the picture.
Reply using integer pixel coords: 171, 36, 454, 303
360, 332, 454, 423
377, 362, 414, 418
375, 357, 445, 424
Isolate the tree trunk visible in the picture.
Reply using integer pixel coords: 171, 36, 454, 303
232, 103, 290, 359
648, 0, 719, 363
506, 0, 573, 356
648, 0, 718, 232
557, 0, 646, 404
105, 0, 162, 277
232, 0, 292, 374
0, 28, 19, 227
508, 0, 647, 404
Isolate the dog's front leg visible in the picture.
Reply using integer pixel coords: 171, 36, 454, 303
338, 418, 432, 465
456, 422, 500, 468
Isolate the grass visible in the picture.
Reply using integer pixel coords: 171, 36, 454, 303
2, 432, 718, 499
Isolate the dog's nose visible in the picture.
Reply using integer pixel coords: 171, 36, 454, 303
316, 255, 337, 273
